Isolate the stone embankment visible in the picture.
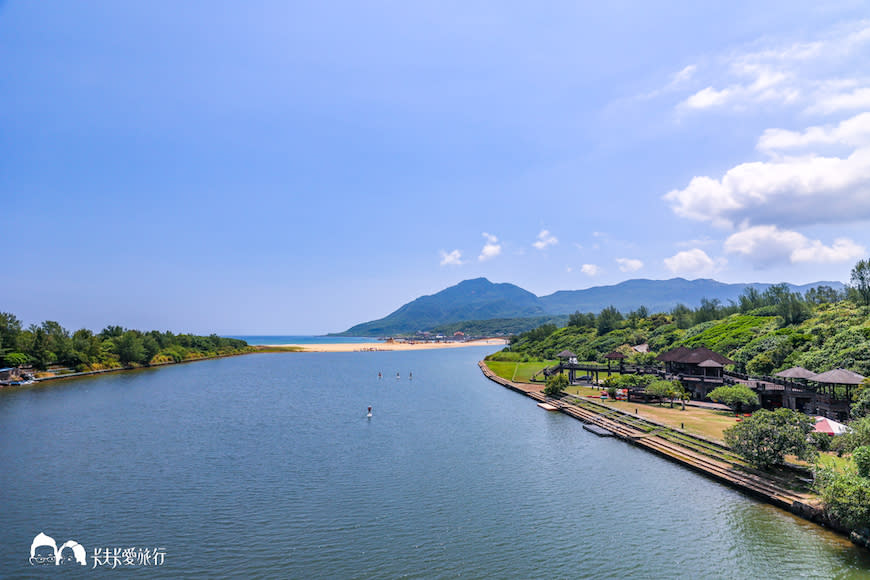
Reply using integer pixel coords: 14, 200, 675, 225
478, 361, 849, 538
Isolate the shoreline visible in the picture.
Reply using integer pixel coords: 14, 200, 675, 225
259, 338, 508, 352
477, 360, 870, 550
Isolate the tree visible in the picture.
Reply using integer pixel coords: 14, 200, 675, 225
671, 303, 694, 329
568, 311, 595, 328
724, 408, 817, 469
115, 331, 146, 365
544, 372, 568, 397
597, 306, 623, 335
853, 379, 870, 419
645, 380, 675, 406
850, 258, 870, 306
854, 446, 870, 478
815, 468, 870, 530
707, 385, 759, 412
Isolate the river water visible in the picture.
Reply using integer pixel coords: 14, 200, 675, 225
2, 347, 869, 578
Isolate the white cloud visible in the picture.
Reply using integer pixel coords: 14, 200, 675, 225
673, 21, 870, 114
792, 238, 866, 263
664, 145, 870, 228
685, 86, 733, 109
673, 64, 697, 84
724, 225, 865, 266
479, 232, 502, 261
664, 249, 723, 277
439, 249, 464, 266
808, 87, 870, 115
580, 264, 599, 276
757, 112, 870, 154
533, 229, 558, 250
616, 258, 643, 273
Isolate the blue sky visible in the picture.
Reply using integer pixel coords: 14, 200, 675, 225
3, 1, 870, 334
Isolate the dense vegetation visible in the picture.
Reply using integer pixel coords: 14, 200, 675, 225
502, 279, 870, 377
0, 312, 250, 372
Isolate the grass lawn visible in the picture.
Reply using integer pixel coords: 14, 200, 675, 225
485, 360, 555, 383
816, 452, 854, 473
595, 399, 739, 442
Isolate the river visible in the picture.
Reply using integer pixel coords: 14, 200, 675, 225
1, 347, 869, 578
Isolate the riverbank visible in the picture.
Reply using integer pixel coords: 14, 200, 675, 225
261, 338, 508, 352
477, 360, 870, 549
4, 350, 257, 387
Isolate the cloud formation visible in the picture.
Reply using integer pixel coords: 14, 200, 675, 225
616, 258, 643, 273
479, 233, 502, 261
664, 249, 723, 277
533, 229, 558, 250
676, 21, 870, 114
439, 249, 464, 266
580, 264, 599, 276
724, 225, 865, 266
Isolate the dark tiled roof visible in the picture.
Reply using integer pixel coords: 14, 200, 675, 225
656, 346, 734, 365
811, 368, 866, 385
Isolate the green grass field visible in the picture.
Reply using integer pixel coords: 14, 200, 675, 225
485, 360, 556, 382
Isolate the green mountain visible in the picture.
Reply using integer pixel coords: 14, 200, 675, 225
539, 278, 843, 314
338, 277, 844, 336
340, 278, 545, 336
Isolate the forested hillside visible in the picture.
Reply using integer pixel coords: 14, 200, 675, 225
498, 277, 870, 377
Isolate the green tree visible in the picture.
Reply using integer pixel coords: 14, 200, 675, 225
115, 331, 146, 365
671, 303, 694, 329
724, 408, 817, 469
597, 306, 623, 335
850, 258, 870, 306
854, 446, 870, 478
815, 468, 870, 529
0, 312, 22, 358
544, 372, 568, 397
646, 380, 677, 406
568, 311, 595, 328
708, 385, 759, 412
853, 380, 870, 419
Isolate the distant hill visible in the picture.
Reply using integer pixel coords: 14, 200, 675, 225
340, 278, 545, 336
337, 277, 845, 336
539, 278, 844, 315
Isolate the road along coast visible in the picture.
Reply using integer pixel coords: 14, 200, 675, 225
478, 360, 870, 549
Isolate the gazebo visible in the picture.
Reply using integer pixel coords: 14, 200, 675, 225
603, 351, 625, 372
774, 366, 818, 413
557, 350, 577, 363
775, 366, 816, 380
810, 368, 866, 420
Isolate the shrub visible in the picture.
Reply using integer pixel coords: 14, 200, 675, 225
854, 446, 870, 478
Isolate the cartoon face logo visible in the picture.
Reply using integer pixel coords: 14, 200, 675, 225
29, 532, 87, 566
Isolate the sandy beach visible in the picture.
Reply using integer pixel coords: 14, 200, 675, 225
263, 338, 509, 352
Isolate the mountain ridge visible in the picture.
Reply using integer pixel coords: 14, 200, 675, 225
338, 277, 845, 336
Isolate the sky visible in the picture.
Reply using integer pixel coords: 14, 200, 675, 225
3, 1, 870, 334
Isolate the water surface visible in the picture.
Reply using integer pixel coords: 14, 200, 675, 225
1, 348, 869, 578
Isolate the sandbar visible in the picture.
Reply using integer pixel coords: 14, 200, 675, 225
263, 338, 508, 352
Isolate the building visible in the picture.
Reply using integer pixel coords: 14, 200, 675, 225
656, 346, 734, 399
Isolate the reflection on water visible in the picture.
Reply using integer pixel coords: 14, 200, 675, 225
1, 348, 868, 578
